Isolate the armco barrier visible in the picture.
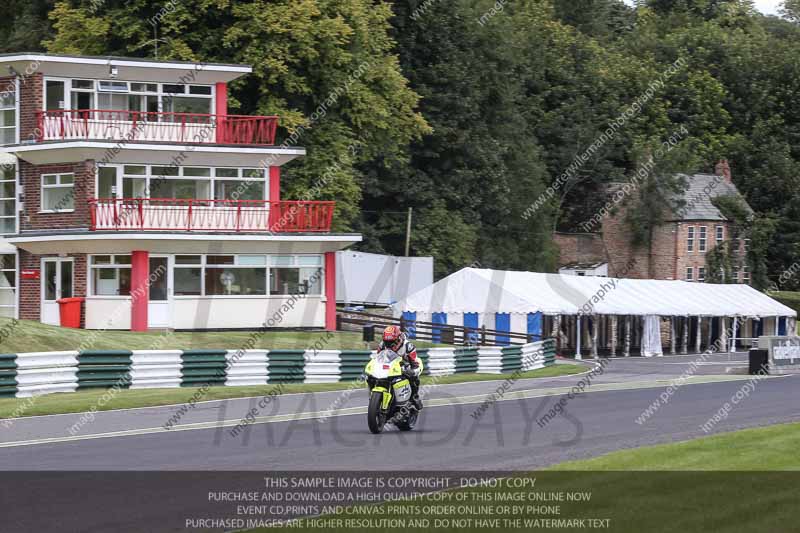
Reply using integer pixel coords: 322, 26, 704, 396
500, 345, 523, 373
425, 347, 455, 376
267, 350, 306, 383
454, 347, 479, 373
304, 350, 341, 384
225, 349, 268, 387
130, 350, 182, 389
521, 339, 555, 371
0, 354, 17, 398
15, 351, 79, 397
339, 351, 371, 381
181, 349, 227, 387
0, 339, 556, 398
77, 350, 132, 389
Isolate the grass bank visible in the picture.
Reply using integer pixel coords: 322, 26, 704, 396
255, 423, 800, 533
0, 318, 378, 352
0, 363, 584, 419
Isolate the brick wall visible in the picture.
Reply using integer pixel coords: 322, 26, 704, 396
674, 221, 747, 282
20, 159, 95, 231
552, 233, 606, 266
19, 72, 43, 143
19, 250, 87, 326
597, 206, 652, 279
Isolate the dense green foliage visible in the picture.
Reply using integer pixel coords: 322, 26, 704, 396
1, 0, 799, 287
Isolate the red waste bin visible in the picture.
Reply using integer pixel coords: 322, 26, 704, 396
57, 297, 84, 328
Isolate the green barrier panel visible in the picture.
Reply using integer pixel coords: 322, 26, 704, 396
181, 349, 228, 387
266, 350, 305, 383
416, 349, 431, 376
339, 351, 372, 381
0, 354, 15, 397
454, 347, 479, 373
78, 350, 133, 390
500, 346, 523, 373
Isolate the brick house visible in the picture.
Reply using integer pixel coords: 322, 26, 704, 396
555, 160, 751, 283
0, 52, 361, 330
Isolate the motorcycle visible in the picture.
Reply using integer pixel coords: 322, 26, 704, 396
364, 349, 423, 434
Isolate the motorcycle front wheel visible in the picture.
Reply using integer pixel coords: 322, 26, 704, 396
367, 392, 387, 434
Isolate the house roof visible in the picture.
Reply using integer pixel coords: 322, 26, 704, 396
668, 173, 752, 222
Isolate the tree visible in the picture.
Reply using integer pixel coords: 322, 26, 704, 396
43, 0, 429, 229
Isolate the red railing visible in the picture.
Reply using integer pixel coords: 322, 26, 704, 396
36, 110, 278, 145
89, 198, 335, 233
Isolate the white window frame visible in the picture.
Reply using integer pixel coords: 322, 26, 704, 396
698, 267, 706, 282
88, 255, 132, 298
715, 225, 724, 245
687, 226, 695, 253
96, 164, 268, 202
43, 77, 215, 115
0, 78, 18, 146
0, 253, 18, 319
685, 267, 694, 282
742, 265, 750, 284
0, 163, 17, 235
171, 254, 324, 299
699, 226, 707, 253
40, 172, 75, 213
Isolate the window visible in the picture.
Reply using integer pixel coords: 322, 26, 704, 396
172, 254, 324, 297
45, 78, 214, 116
269, 255, 323, 295
687, 226, 695, 253
733, 265, 740, 283
0, 86, 16, 145
204, 255, 266, 296
742, 266, 750, 284
698, 226, 707, 253
743, 238, 750, 253
0, 254, 16, 318
715, 225, 724, 245
174, 255, 202, 296
90, 255, 131, 296
698, 267, 706, 282
685, 267, 694, 282
97, 165, 267, 203
70, 79, 94, 110
41, 173, 74, 211
0, 165, 15, 234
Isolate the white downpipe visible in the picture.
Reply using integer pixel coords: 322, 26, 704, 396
575, 315, 582, 360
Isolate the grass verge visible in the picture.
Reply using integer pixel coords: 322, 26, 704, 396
0, 317, 401, 352
0, 364, 584, 419
252, 423, 800, 533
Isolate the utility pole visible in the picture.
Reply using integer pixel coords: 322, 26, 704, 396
404, 207, 413, 256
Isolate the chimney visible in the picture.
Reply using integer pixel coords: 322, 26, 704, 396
715, 159, 732, 183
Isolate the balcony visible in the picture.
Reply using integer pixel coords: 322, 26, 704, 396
36, 110, 278, 146
89, 198, 335, 233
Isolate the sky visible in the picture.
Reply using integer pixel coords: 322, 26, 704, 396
622, 0, 783, 16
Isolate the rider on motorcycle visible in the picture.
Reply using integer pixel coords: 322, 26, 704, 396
378, 325, 423, 410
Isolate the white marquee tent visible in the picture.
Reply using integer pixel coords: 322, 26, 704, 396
392, 268, 796, 357
394, 268, 796, 318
